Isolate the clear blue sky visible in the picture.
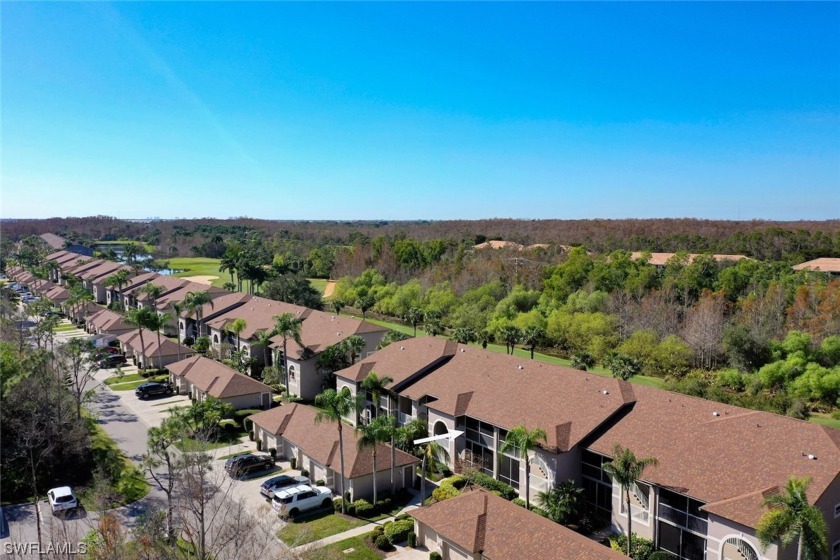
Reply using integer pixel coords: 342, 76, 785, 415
2, 2, 839, 220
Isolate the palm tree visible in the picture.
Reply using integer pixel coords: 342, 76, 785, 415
420, 438, 450, 504
314, 387, 363, 514
521, 325, 545, 359
183, 291, 213, 338
172, 301, 185, 364
344, 335, 366, 365
252, 328, 276, 368
125, 307, 157, 369
356, 415, 393, 506
498, 324, 521, 355
141, 283, 165, 313
332, 299, 344, 316
499, 426, 547, 510
757, 476, 828, 560
148, 312, 172, 371
273, 312, 305, 396
603, 445, 659, 558
104, 269, 131, 308
355, 294, 374, 320
424, 311, 443, 337
405, 307, 424, 337
361, 371, 396, 495
225, 318, 248, 351
452, 327, 476, 345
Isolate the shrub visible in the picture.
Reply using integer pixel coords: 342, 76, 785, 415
289, 457, 296, 469
375, 498, 392, 513
333, 499, 343, 512
430, 553, 442, 560
431, 482, 461, 503
443, 474, 467, 489
394, 513, 410, 522
234, 409, 262, 419
183, 336, 194, 347
609, 534, 657, 560
371, 526, 384, 539
512, 498, 527, 508
300, 469, 309, 478
316, 479, 325, 486
407, 531, 416, 547
268, 447, 277, 459
344, 501, 355, 516
373, 534, 391, 550
384, 519, 414, 544
466, 472, 516, 500
353, 499, 374, 516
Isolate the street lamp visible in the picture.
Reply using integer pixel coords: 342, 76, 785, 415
414, 430, 464, 506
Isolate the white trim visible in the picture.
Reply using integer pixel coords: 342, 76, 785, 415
717, 533, 764, 560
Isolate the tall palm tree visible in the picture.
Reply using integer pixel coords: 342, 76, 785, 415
273, 312, 305, 396
499, 324, 521, 355
355, 415, 393, 506
225, 318, 248, 351
361, 371, 396, 495
147, 312, 172, 371
344, 335, 367, 365
405, 308, 424, 337
104, 269, 131, 308
757, 476, 828, 560
420, 439, 450, 505
125, 307, 157, 369
521, 325, 545, 359
141, 283, 165, 313
252, 328, 276, 368
183, 291, 213, 338
172, 301, 185, 363
499, 426, 547, 510
603, 445, 659, 558
314, 387, 363, 514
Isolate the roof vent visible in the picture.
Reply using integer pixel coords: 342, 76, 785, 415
460, 348, 465, 352
802, 453, 817, 460
602, 389, 609, 395
712, 411, 720, 417
400, 346, 405, 350
517, 365, 524, 370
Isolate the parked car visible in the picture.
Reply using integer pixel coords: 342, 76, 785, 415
260, 474, 310, 499
47, 487, 78, 515
135, 382, 172, 399
272, 484, 333, 518
225, 454, 274, 479
98, 354, 127, 368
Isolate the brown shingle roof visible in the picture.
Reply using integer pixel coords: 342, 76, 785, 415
178, 291, 251, 321
118, 331, 193, 359
88, 309, 134, 334
166, 356, 271, 398
630, 252, 751, 266
398, 340, 635, 452
410, 489, 626, 560
269, 310, 388, 358
119, 271, 160, 293
792, 257, 840, 273
45, 250, 71, 262
588, 385, 840, 528
78, 261, 127, 281
62, 257, 102, 276
247, 404, 419, 478
40, 233, 67, 250
147, 282, 228, 312
45, 285, 70, 302
205, 296, 307, 340
335, 337, 458, 384
124, 274, 183, 297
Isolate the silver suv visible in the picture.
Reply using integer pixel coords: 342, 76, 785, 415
271, 484, 333, 518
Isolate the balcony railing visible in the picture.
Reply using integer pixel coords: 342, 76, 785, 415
621, 501, 650, 523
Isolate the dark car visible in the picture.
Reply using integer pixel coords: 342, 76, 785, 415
260, 474, 311, 499
135, 382, 172, 399
98, 354, 127, 368
225, 454, 273, 479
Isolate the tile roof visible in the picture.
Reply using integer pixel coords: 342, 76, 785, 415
269, 310, 388, 358
792, 257, 840, 273
396, 339, 635, 452
118, 331, 194, 359
205, 296, 307, 340
88, 309, 134, 334
630, 252, 751, 266
335, 337, 458, 385
166, 355, 270, 398
248, 404, 419, 478
587, 385, 840, 528
410, 489, 626, 560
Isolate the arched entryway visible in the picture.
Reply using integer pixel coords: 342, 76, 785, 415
433, 421, 448, 436
721, 537, 759, 560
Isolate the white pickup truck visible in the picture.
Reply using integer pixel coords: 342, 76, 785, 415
271, 484, 333, 518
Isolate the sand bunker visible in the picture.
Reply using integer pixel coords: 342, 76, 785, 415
181, 275, 219, 286
323, 281, 336, 297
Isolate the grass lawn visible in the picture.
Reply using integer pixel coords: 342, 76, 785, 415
104, 373, 146, 385
308, 278, 328, 294
360, 316, 665, 389
167, 257, 228, 288
810, 413, 840, 430
53, 324, 80, 333
108, 375, 168, 391
278, 509, 366, 546
175, 429, 248, 452
316, 534, 384, 560
80, 417, 150, 508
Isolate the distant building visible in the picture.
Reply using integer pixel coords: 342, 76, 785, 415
792, 257, 840, 277
630, 252, 750, 268
39, 233, 93, 257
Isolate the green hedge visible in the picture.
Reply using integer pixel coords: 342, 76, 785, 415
383, 519, 414, 544
431, 482, 461, 503
467, 472, 517, 500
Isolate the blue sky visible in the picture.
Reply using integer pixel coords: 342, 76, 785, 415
2, 2, 839, 220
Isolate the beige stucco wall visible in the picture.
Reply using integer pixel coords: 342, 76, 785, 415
815, 473, 840, 560
706, 514, 778, 560
414, 523, 477, 560
221, 392, 267, 411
